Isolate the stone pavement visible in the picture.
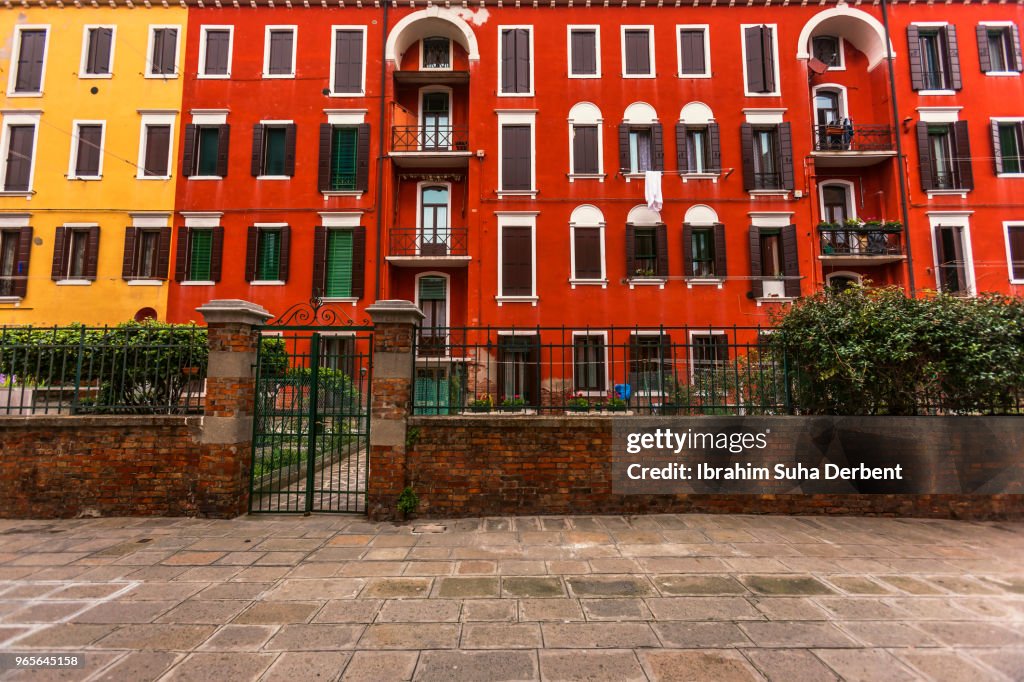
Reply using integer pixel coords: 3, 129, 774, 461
0, 514, 1022, 681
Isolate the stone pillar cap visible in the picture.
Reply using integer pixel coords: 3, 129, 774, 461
197, 299, 274, 326
366, 299, 425, 324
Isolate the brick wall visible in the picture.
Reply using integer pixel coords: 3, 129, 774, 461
402, 416, 1024, 521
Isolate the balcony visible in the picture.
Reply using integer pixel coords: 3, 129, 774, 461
386, 227, 470, 267
390, 125, 472, 168
818, 224, 906, 266
812, 124, 896, 167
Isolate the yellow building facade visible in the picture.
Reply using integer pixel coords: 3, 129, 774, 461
0, 8, 185, 325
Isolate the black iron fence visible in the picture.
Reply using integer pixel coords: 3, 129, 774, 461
391, 125, 470, 153
818, 225, 904, 257
812, 124, 894, 152
0, 324, 206, 415
389, 227, 469, 258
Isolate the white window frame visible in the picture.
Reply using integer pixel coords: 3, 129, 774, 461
187, 110, 228, 181
827, 271, 863, 287
55, 222, 97, 285
991, 117, 1024, 178
567, 103, 605, 182
567, 25, 601, 79
740, 23, 781, 97
979, 22, 1020, 76
180, 212, 222, 286
68, 120, 106, 181
688, 329, 729, 383
569, 224, 607, 288
496, 110, 537, 198
912, 22, 957, 96
928, 211, 976, 297
251, 222, 288, 285
1003, 221, 1024, 284
126, 213, 171, 286
145, 25, 181, 79
676, 25, 711, 79
420, 36, 453, 71
810, 34, 846, 71
818, 180, 857, 223
415, 180, 453, 255
136, 111, 177, 181
497, 25, 535, 98
330, 25, 367, 96
7, 25, 50, 97
198, 25, 234, 79
496, 211, 538, 305
256, 119, 295, 180
79, 25, 116, 79
621, 25, 656, 79
0, 112, 41, 195
263, 25, 297, 80
571, 330, 610, 397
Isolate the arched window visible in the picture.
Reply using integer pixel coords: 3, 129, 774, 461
568, 103, 604, 178
682, 205, 725, 278
620, 103, 662, 174
625, 205, 667, 280
677, 102, 720, 175
569, 205, 606, 284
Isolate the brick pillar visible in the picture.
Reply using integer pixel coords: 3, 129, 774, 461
365, 300, 424, 520
196, 299, 273, 517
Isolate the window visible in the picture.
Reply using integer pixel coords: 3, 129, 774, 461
0, 227, 30, 298
498, 217, 536, 300
676, 107, 721, 174
994, 121, 1024, 174
200, 27, 232, 77
420, 185, 450, 255
691, 334, 729, 369
422, 37, 450, 70
686, 226, 724, 278
320, 336, 355, 376
246, 225, 289, 283
568, 27, 599, 77
418, 276, 448, 356
325, 127, 357, 191
1005, 224, 1024, 282
935, 224, 969, 294
148, 27, 179, 77
313, 224, 365, 298
184, 124, 229, 178
573, 335, 606, 392
978, 25, 1021, 73
629, 129, 653, 173
619, 104, 663, 174
2, 122, 37, 192
626, 223, 667, 278
629, 334, 671, 395
52, 226, 98, 281
123, 227, 170, 280
70, 123, 103, 179
743, 25, 777, 94
572, 227, 603, 281
749, 224, 800, 298
822, 184, 850, 224
187, 229, 213, 281
253, 124, 296, 177
760, 232, 782, 277
264, 27, 296, 78
10, 27, 47, 94
687, 128, 710, 173
571, 125, 600, 175
677, 26, 710, 77
139, 120, 172, 178
622, 27, 654, 77
499, 27, 532, 95
917, 121, 972, 191
908, 25, 960, 91
742, 123, 794, 191
500, 124, 533, 192
497, 334, 540, 406
332, 27, 365, 94
175, 223, 223, 283
753, 128, 778, 188
812, 35, 841, 67
325, 230, 354, 297
81, 26, 114, 77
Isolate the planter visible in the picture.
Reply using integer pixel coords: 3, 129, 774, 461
762, 280, 786, 298
0, 386, 34, 415
566, 405, 590, 413
468, 405, 491, 413
608, 405, 628, 412
500, 405, 525, 413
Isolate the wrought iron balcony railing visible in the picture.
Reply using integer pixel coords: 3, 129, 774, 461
812, 124, 894, 152
818, 225, 904, 257
389, 227, 469, 258
391, 125, 470, 153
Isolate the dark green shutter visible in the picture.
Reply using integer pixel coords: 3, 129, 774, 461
189, 229, 213, 281
325, 230, 353, 297
419, 276, 447, 300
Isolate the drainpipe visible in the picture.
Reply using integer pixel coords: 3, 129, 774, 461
374, 2, 390, 302
880, 0, 917, 296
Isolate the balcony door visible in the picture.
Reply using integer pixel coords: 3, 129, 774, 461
421, 91, 450, 151
814, 90, 844, 149
420, 185, 450, 256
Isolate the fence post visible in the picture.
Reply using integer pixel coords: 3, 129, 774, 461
196, 299, 273, 517
365, 300, 424, 521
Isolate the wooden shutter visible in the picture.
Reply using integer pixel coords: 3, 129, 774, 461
174, 227, 189, 282
213, 124, 230, 178
781, 224, 800, 298
318, 124, 332, 192
744, 26, 766, 92
355, 123, 370, 192
181, 124, 197, 177
13, 226, 32, 298
977, 25, 993, 73
278, 225, 291, 283
245, 226, 258, 282
350, 226, 366, 298
748, 226, 763, 298
161, 28, 177, 75
953, 120, 973, 190
500, 29, 515, 92
5, 126, 34, 191
76, 125, 102, 177
156, 226, 171, 279
501, 225, 533, 296
651, 123, 664, 171
740, 123, 755, 191
916, 123, 934, 190
625, 224, 636, 275
144, 126, 170, 177
210, 226, 224, 282
992, 121, 1003, 174
51, 226, 66, 280
121, 226, 137, 279
707, 123, 721, 173
86, 27, 113, 75
682, 224, 694, 276
655, 224, 669, 277
84, 226, 100, 281
251, 124, 265, 176
334, 29, 364, 93
624, 30, 650, 75
515, 29, 530, 93
675, 123, 689, 173
284, 124, 297, 177
618, 123, 631, 172
778, 122, 795, 190
312, 226, 327, 296
679, 29, 705, 75
15, 30, 46, 92
501, 125, 531, 191
945, 25, 962, 90
1008, 226, 1024, 280
1012, 26, 1023, 71
713, 223, 727, 276
573, 228, 602, 279
572, 125, 598, 175
269, 30, 293, 75
570, 30, 596, 75
204, 29, 229, 75
907, 26, 924, 90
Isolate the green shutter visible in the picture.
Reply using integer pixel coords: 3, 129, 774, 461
330, 127, 358, 190
325, 230, 353, 297
189, 229, 213, 280
419, 276, 446, 301
197, 127, 220, 176
256, 229, 280, 281
265, 128, 286, 176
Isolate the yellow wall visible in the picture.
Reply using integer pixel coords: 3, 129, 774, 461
0, 8, 185, 325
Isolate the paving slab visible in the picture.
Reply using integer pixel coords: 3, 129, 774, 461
539, 650, 645, 681
413, 650, 536, 682
639, 649, 762, 681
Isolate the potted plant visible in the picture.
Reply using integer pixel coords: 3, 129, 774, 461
862, 218, 883, 229
633, 267, 656, 278
468, 394, 493, 413
883, 220, 903, 231
565, 392, 591, 412
501, 395, 526, 412
816, 221, 838, 230
607, 394, 628, 412
843, 217, 863, 230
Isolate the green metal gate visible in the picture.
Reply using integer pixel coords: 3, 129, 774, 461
249, 301, 373, 514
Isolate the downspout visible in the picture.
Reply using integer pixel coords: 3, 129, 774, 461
374, 2, 390, 302
880, 0, 917, 296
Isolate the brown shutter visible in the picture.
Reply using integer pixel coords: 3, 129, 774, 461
618, 123, 631, 172
501, 125, 531, 190
5, 126, 35, 191
651, 123, 664, 171
625, 30, 650, 75
707, 123, 721, 173
76, 125, 102, 177
500, 29, 516, 92
86, 27, 113, 75
312, 225, 327, 296
572, 125, 598, 174
156, 225, 171, 279
660, 334, 673, 377
679, 29, 705, 75
351, 226, 366, 298
245, 226, 258, 282
916, 122, 934, 190
84, 225, 100, 281
269, 30, 293, 75
573, 228, 602, 279
625, 223, 636, 275
204, 29, 229, 75
284, 124, 297, 177
675, 123, 689, 173
945, 25, 962, 90
781, 224, 800, 298
355, 123, 370, 192
744, 26, 766, 92
953, 120, 973, 190
121, 226, 137, 279
682, 223, 694, 276
761, 26, 775, 92
278, 225, 291, 283
174, 227, 189, 282
655, 224, 669, 277
1009, 226, 1024, 280
977, 25, 993, 73
992, 120, 1003, 174
713, 223, 727, 277
333, 29, 364, 93
15, 30, 46, 92
144, 125, 170, 177
160, 28, 177, 75
318, 124, 332, 192
210, 226, 224, 282
13, 226, 32, 297
570, 30, 596, 75
51, 226, 66, 280
907, 26, 924, 90
515, 29, 530, 93
181, 124, 197, 177
1012, 26, 1023, 71
215, 124, 230, 178
749, 226, 763, 298
501, 225, 533, 296
251, 124, 265, 177
741, 124, 755, 191
778, 122, 795, 190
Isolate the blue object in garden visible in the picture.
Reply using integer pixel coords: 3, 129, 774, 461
614, 384, 631, 401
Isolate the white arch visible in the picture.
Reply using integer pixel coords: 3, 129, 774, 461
795, 6, 894, 71
568, 102, 602, 124
627, 205, 662, 225
679, 102, 714, 125
386, 8, 480, 68
623, 102, 658, 124
818, 179, 857, 221
811, 83, 850, 119
684, 204, 719, 225
827, 271, 863, 288
570, 204, 605, 226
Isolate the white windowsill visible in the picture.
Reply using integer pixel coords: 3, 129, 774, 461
180, 280, 215, 286
685, 278, 724, 289
0, 191, 34, 197
328, 91, 366, 97
257, 175, 292, 181
681, 173, 719, 183
322, 297, 358, 304
322, 191, 364, 197
570, 279, 608, 289
918, 90, 956, 96
136, 176, 171, 181
926, 189, 970, 198
568, 74, 601, 79
678, 73, 712, 79
0, 296, 23, 304
79, 73, 113, 80
497, 190, 538, 199
568, 174, 606, 183
126, 279, 164, 286
197, 73, 232, 80
749, 190, 791, 198
622, 73, 657, 79
144, 73, 180, 80
628, 278, 667, 289
496, 295, 538, 306
189, 176, 223, 181
262, 73, 296, 79
68, 176, 102, 181
56, 279, 92, 286
984, 71, 1021, 77
250, 280, 285, 286
996, 173, 1024, 179
5, 91, 43, 98
755, 296, 796, 306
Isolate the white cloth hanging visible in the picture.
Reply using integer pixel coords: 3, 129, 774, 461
644, 170, 663, 212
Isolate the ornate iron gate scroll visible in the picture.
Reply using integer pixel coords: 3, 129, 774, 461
250, 299, 373, 513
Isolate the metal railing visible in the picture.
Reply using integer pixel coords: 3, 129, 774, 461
812, 124, 894, 152
750, 172, 783, 190
0, 324, 206, 415
327, 172, 357, 192
391, 125, 470, 153
818, 225, 904, 257
389, 227, 469, 258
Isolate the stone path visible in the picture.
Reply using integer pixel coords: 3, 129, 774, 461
0, 513, 1021, 680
